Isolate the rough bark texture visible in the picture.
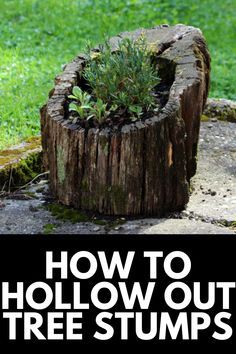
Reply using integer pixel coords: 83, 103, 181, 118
40, 24, 210, 216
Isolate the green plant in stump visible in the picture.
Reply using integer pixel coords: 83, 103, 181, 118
68, 38, 160, 125
89, 98, 108, 123
128, 105, 143, 121
68, 86, 93, 122
68, 86, 91, 105
68, 86, 109, 124
84, 37, 160, 115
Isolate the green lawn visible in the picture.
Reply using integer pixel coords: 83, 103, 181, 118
0, 0, 235, 149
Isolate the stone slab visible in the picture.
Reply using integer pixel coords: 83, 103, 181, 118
0, 121, 235, 235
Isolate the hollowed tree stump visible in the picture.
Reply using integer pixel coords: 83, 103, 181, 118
40, 24, 210, 216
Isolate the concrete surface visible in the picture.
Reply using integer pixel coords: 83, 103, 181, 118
0, 120, 235, 235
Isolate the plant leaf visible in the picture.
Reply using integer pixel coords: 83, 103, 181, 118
69, 103, 78, 111
129, 105, 142, 114
110, 104, 118, 111
81, 105, 92, 110
72, 86, 82, 97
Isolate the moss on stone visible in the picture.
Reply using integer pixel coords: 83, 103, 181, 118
0, 151, 42, 190
201, 114, 209, 122
203, 99, 236, 123
43, 223, 57, 234
93, 219, 107, 226
228, 221, 236, 229
44, 202, 127, 228
0, 136, 42, 190
217, 113, 236, 123
0, 136, 41, 166
45, 203, 90, 223
105, 218, 127, 229
25, 136, 42, 146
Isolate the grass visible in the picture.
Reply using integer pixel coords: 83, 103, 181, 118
0, 0, 235, 149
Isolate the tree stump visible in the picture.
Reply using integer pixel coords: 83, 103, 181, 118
40, 24, 210, 216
